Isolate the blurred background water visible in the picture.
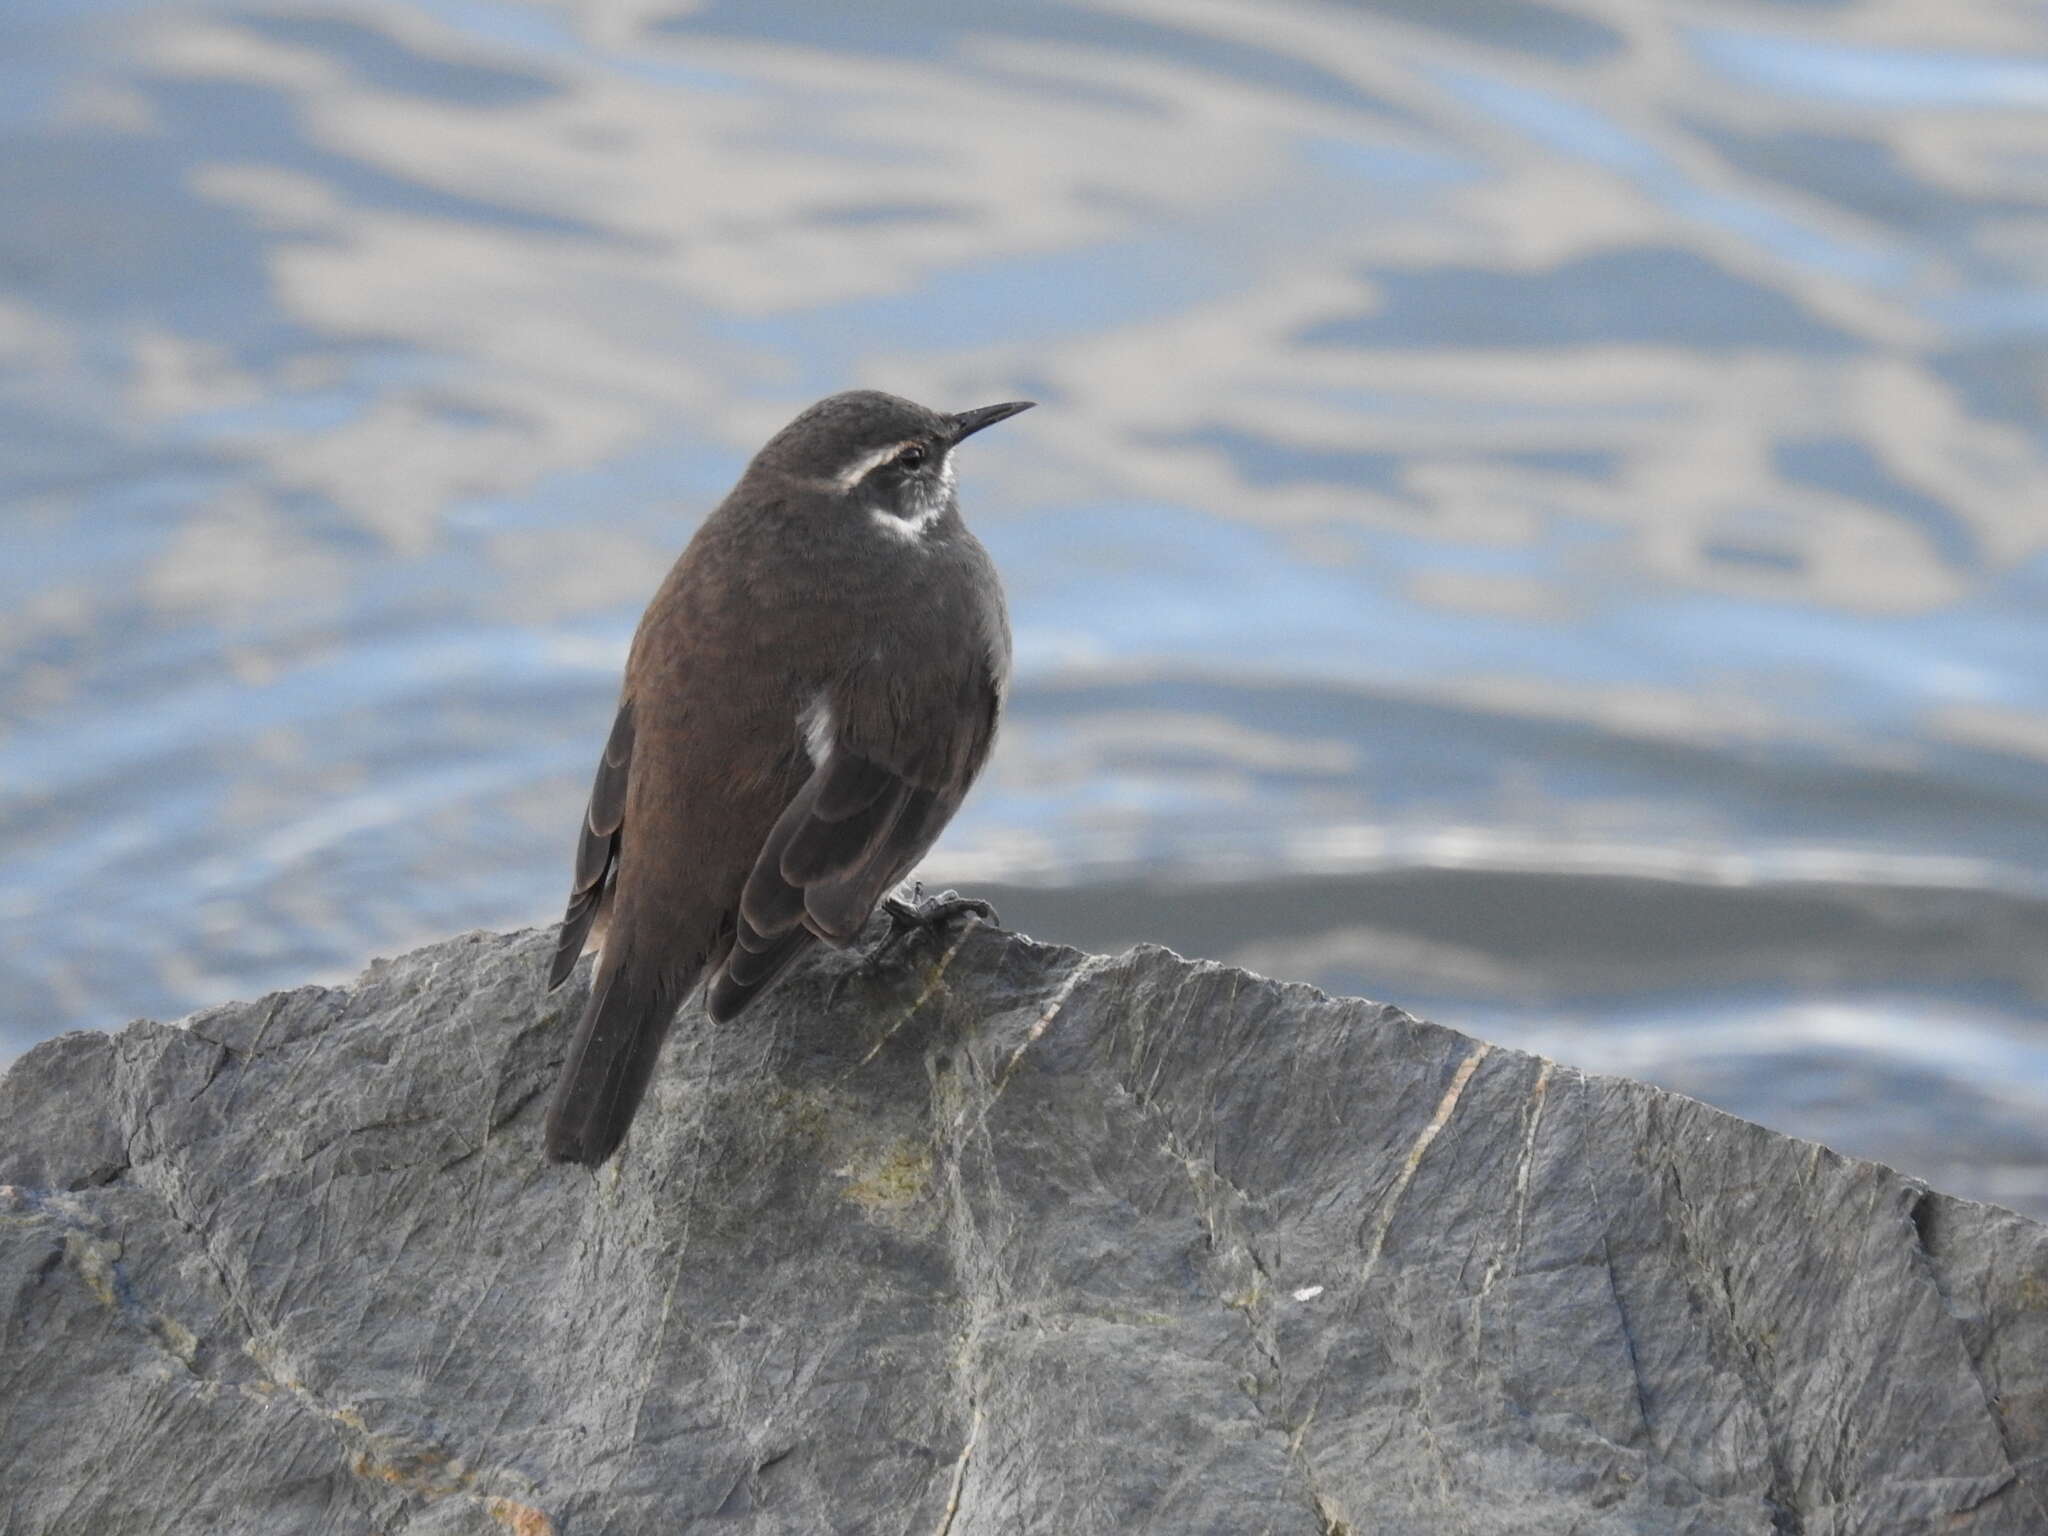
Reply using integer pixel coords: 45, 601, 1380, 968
3, 0, 2046, 1214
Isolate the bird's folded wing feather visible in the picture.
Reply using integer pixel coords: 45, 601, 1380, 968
737, 665, 999, 949
548, 697, 634, 988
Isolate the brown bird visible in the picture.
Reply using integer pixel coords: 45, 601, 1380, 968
542, 389, 1032, 1165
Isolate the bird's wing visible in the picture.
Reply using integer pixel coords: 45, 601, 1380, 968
712, 661, 1000, 1020
548, 696, 635, 989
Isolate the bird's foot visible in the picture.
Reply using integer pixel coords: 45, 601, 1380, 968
877, 884, 999, 959
864, 888, 999, 974
827, 886, 997, 1008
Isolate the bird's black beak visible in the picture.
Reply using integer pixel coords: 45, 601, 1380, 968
948, 400, 1035, 443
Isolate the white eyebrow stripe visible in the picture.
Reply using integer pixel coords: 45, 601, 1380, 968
834, 439, 918, 491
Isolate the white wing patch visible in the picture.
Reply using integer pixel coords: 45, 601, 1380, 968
798, 693, 834, 766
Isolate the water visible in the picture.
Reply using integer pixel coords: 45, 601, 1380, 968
3, 0, 2046, 1216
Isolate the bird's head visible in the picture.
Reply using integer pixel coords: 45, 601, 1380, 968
755, 390, 1034, 537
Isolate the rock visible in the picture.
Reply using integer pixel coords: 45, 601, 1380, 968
2, 922, 2044, 1535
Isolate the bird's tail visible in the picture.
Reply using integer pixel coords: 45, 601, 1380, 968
543, 949, 685, 1166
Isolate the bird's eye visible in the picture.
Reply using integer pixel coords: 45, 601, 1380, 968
897, 444, 927, 470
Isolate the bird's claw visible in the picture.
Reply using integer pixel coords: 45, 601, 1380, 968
870, 883, 999, 970
878, 885, 998, 950
826, 887, 999, 1009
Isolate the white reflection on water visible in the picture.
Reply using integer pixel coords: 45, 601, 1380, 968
1454, 992, 2048, 1217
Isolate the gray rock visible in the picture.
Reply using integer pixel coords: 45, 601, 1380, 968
2, 922, 2043, 1535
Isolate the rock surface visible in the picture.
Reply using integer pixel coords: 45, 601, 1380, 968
2, 921, 2044, 1535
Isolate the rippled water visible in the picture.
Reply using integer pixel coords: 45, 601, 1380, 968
4, 0, 2046, 1213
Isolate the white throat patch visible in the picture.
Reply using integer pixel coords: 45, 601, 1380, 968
870, 504, 941, 542
870, 453, 954, 544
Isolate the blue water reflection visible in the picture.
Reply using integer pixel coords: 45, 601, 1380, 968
1692, 29, 2048, 109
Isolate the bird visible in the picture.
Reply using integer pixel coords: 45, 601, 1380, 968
541, 389, 1032, 1166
